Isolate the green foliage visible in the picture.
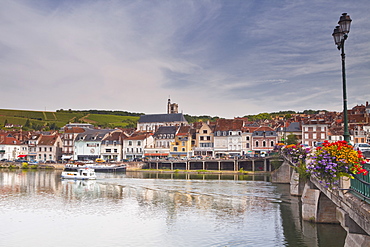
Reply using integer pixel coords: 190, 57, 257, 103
184, 114, 220, 123
25, 119, 31, 127
286, 133, 299, 145
295, 161, 311, 180
84, 114, 140, 128
244, 112, 272, 121
57, 109, 143, 116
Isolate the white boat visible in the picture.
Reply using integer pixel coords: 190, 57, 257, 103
61, 168, 97, 180
65, 163, 127, 172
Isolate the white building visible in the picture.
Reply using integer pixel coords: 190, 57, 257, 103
74, 129, 114, 161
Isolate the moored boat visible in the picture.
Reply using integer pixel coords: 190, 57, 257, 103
65, 163, 127, 173
61, 168, 97, 180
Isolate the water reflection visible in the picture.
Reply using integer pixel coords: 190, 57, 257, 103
0, 170, 346, 247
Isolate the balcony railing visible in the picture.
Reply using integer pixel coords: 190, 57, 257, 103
350, 163, 370, 202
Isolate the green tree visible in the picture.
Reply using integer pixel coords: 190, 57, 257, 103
25, 119, 31, 128
286, 133, 299, 145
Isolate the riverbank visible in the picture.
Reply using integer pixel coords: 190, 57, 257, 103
0, 163, 271, 175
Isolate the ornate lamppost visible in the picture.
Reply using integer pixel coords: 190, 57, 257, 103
332, 13, 352, 143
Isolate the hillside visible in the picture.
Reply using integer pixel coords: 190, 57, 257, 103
0, 109, 140, 130
0, 108, 321, 131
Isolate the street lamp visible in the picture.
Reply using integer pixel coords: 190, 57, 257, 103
332, 13, 352, 143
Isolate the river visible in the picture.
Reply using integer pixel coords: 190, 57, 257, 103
0, 170, 346, 247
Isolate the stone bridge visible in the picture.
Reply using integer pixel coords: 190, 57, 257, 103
272, 157, 370, 246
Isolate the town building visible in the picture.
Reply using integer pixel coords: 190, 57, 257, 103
36, 134, 63, 162
170, 125, 192, 158
251, 126, 278, 155
123, 132, 154, 161
192, 122, 214, 158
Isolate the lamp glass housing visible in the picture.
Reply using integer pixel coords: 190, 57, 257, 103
338, 13, 352, 34
332, 26, 343, 46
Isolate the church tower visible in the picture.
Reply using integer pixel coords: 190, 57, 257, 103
167, 98, 179, 114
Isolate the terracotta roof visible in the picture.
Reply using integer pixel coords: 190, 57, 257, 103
38, 135, 58, 145
214, 119, 244, 131
126, 134, 149, 140
0, 133, 22, 145
64, 127, 86, 133
254, 126, 275, 132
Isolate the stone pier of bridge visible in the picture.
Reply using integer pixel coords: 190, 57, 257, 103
272, 159, 370, 246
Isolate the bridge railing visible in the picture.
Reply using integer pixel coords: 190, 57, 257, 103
350, 163, 370, 202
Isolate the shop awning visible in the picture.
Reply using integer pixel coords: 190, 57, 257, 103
144, 153, 168, 156
18, 155, 27, 157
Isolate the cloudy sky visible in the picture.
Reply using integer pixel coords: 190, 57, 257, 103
1, 0, 369, 118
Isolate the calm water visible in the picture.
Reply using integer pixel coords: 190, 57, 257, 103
0, 170, 346, 247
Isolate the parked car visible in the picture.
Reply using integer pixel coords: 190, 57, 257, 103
353, 143, 370, 152
44, 160, 56, 164
14, 159, 28, 163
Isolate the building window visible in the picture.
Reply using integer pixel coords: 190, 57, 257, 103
256, 141, 259, 147
246, 136, 250, 141
174, 147, 178, 151
182, 142, 185, 146
182, 148, 185, 152
203, 130, 208, 134
128, 141, 132, 146
271, 141, 274, 147
50, 147, 52, 152
138, 141, 141, 146
200, 136, 204, 141
207, 136, 211, 141
246, 143, 249, 148
106, 149, 111, 153
263, 141, 266, 147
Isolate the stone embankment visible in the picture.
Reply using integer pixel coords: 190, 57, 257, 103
0, 162, 144, 170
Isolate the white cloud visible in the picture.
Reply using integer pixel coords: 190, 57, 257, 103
0, 0, 369, 118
